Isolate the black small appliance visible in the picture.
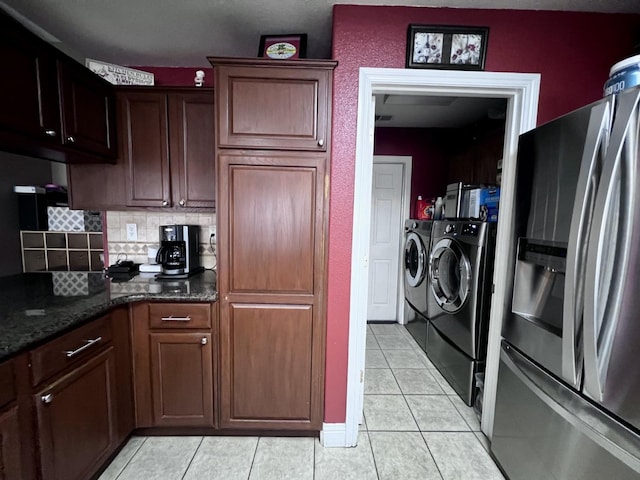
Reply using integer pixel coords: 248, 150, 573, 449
156, 225, 202, 278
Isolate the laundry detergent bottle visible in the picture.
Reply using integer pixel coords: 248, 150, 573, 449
415, 196, 430, 220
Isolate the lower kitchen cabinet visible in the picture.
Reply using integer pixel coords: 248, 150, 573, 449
220, 303, 323, 430
0, 405, 23, 480
132, 302, 216, 428
149, 332, 214, 426
35, 347, 117, 480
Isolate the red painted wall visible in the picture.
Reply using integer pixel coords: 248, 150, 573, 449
325, 5, 640, 423
374, 127, 448, 214
128, 66, 214, 86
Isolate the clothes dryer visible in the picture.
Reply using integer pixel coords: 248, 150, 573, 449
403, 219, 433, 351
427, 220, 496, 405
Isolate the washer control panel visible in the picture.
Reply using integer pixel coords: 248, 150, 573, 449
461, 223, 479, 236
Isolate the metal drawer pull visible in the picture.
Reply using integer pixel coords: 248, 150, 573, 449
161, 315, 192, 322
201, 337, 207, 345
41, 394, 53, 404
44, 129, 57, 137
65, 336, 103, 358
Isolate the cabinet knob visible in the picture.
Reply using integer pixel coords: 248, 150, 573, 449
317, 139, 325, 147
201, 337, 208, 345
66, 135, 76, 143
44, 129, 57, 137
162, 200, 169, 207
41, 393, 53, 404
179, 199, 186, 207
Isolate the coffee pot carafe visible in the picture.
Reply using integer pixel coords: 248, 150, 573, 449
157, 225, 202, 277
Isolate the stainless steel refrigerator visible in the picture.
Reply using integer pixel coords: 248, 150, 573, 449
492, 86, 640, 479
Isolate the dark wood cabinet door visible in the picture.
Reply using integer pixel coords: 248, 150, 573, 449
170, 92, 216, 208
220, 303, 323, 430
0, 33, 59, 143
214, 59, 335, 151
58, 60, 116, 159
218, 152, 327, 430
0, 406, 23, 480
35, 347, 117, 480
149, 332, 214, 427
219, 153, 326, 296
120, 91, 172, 207
67, 159, 127, 210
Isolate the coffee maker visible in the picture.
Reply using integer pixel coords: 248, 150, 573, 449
156, 225, 202, 277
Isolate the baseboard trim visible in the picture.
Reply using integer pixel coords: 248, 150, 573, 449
320, 423, 348, 447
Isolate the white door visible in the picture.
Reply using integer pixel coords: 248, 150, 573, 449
367, 161, 406, 321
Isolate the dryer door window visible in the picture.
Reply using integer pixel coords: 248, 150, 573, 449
405, 232, 426, 287
430, 238, 471, 313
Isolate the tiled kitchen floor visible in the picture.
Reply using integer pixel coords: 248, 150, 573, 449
100, 323, 505, 480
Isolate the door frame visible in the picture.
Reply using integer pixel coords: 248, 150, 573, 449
370, 155, 412, 324
344, 67, 540, 446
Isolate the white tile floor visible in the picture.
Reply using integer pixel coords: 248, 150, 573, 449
100, 323, 505, 480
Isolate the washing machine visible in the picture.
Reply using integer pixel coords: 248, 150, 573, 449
426, 220, 496, 405
403, 219, 433, 352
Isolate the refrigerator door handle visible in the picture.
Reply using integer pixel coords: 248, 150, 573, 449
563, 100, 612, 386
584, 89, 640, 402
501, 343, 640, 472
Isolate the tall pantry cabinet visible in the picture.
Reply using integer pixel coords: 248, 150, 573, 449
209, 57, 336, 430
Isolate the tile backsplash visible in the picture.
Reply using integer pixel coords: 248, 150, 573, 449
105, 211, 216, 269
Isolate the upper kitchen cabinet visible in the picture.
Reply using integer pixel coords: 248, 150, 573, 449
0, 20, 60, 146
57, 60, 117, 159
121, 88, 215, 209
69, 88, 215, 211
211, 57, 334, 151
0, 12, 116, 164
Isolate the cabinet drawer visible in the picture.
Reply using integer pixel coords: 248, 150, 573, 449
0, 360, 16, 409
30, 315, 112, 386
148, 303, 211, 329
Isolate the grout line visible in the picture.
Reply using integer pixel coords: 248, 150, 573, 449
364, 430, 380, 480
112, 436, 147, 480
181, 436, 205, 480
420, 432, 446, 480
246, 436, 260, 480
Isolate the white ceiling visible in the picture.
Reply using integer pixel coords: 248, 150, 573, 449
1, 0, 639, 67
374, 94, 508, 128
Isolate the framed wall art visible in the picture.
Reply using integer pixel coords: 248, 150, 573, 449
258, 33, 307, 59
406, 25, 489, 70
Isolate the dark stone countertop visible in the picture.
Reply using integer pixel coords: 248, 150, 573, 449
0, 270, 217, 362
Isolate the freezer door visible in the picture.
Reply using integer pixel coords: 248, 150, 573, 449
492, 342, 640, 480
506, 97, 613, 388
583, 87, 640, 431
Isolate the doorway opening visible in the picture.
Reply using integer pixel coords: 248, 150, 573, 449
342, 67, 540, 448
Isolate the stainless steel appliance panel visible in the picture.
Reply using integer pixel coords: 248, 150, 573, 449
426, 321, 477, 405
515, 103, 595, 244
403, 220, 433, 319
505, 97, 614, 389
495, 87, 640, 480
583, 87, 640, 430
508, 239, 567, 379
403, 220, 433, 353
493, 342, 640, 480
405, 298, 427, 352
428, 221, 494, 360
